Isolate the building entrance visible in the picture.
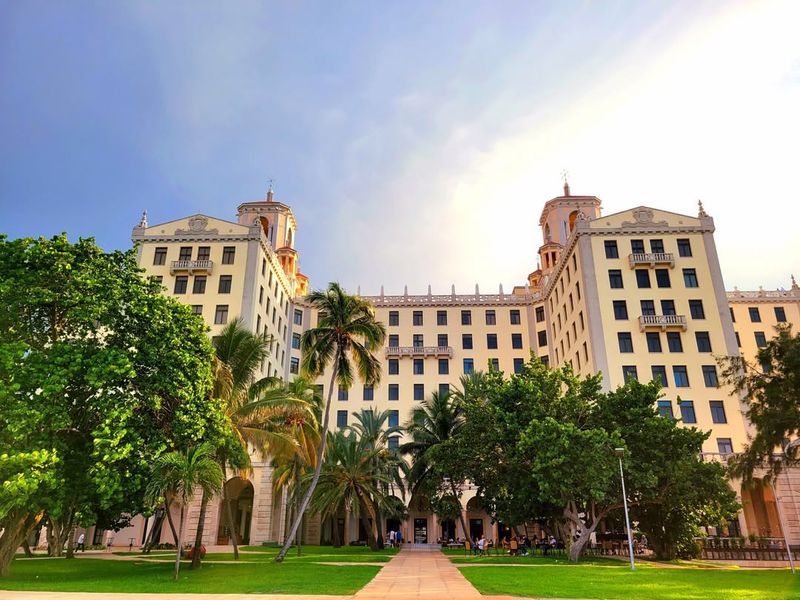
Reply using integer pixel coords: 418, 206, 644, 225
414, 518, 428, 543
469, 518, 484, 541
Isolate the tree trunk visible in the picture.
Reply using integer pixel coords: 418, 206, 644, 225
65, 520, 77, 559
564, 502, 605, 562
275, 355, 340, 562
294, 467, 303, 556
0, 512, 41, 577
21, 540, 33, 558
450, 481, 470, 543
143, 511, 166, 554
165, 500, 179, 547
174, 503, 186, 581
331, 515, 341, 547
343, 507, 351, 546
191, 488, 209, 569
359, 495, 380, 550
224, 481, 239, 560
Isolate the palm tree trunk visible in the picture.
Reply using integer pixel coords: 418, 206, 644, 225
174, 502, 186, 581
343, 507, 351, 547
223, 482, 239, 560
294, 466, 303, 556
143, 511, 165, 553
165, 499, 179, 547
190, 488, 209, 569
275, 354, 340, 562
331, 515, 341, 547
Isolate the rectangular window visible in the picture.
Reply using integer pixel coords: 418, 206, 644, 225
717, 438, 733, 455
153, 247, 167, 265
151, 275, 164, 285
735, 331, 741, 347
336, 410, 348, 428
646, 332, 662, 352
661, 299, 676, 316
657, 400, 674, 419
655, 269, 671, 288
437, 334, 448, 347
174, 276, 188, 294
218, 275, 232, 294
673, 366, 690, 387
363, 386, 374, 401
604, 240, 619, 258
197, 246, 210, 261
387, 436, 399, 451
510, 309, 521, 325
689, 299, 705, 319
438, 358, 449, 375
535, 306, 545, 322
537, 330, 547, 347
485, 310, 496, 325
214, 304, 229, 325
640, 300, 656, 316
389, 335, 399, 347
222, 246, 236, 264
388, 410, 399, 428
679, 400, 697, 423
709, 400, 727, 423
703, 365, 719, 387
487, 333, 498, 349
292, 333, 301, 349
729, 307, 736, 322
651, 365, 668, 387
511, 333, 523, 349
463, 358, 474, 374
438, 383, 450, 397
489, 357, 500, 371
683, 268, 699, 287
650, 239, 664, 254
696, 331, 712, 352
755, 331, 767, 348
437, 310, 447, 326
462, 334, 473, 350
293, 309, 303, 325
775, 307, 787, 322
622, 365, 638, 382
259, 285, 264, 305
192, 275, 207, 294
635, 269, 651, 289
748, 307, 761, 322
179, 246, 192, 261
618, 332, 634, 353
631, 239, 645, 254
388, 359, 399, 375
461, 310, 472, 325
413, 334, 424, 348
413, 358, 424, 375
667, 332, 683, 352
413, 383, 424, 401
677, 238, 692, 257
413, 311, 423, 326
338, 388, 349, 401
192, 305, 203, 315
513, 358, 524, 374
261, 258, 266, 276
289, 357, 299, 374
609, 269, 624, 289
388, 311, 399, 326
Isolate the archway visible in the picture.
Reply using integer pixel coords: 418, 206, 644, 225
217, 477, 254, 545
741, 479, 781, 537
568, 210, 579, 232
466, 496, 487, 541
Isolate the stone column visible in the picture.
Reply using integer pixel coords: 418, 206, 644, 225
249, 464, 275, 545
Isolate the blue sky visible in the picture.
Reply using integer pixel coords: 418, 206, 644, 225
1, 1, 798, 293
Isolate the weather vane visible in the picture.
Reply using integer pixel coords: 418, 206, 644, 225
561, 169, 569, 184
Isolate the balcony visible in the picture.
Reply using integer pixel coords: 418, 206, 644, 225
638, 314, 687, 331
628, 252, 675, 268
384, 346, 453, 358
170, 259, 214, 274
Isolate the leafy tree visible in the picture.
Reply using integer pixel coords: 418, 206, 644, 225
275, 283, 385, 562
400, 390, 470, 539
720, 324, 800, 481
0, 235, 222, 575
146, 443, 223, 580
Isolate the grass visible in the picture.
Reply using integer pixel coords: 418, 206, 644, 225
114, 544, 398, 563
2, 547, 387, 594
458, 562, 800, 599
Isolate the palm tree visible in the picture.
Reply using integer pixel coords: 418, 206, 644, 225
193, 319, 310, 564
275, 282, 386, 562
400, 389, 469, 541
310, 431, 389, 548
146, 443, 223, 580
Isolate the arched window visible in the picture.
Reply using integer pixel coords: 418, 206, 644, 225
544, 223, 552, 242
568, 211, 579, 232
286, 228, 293, 248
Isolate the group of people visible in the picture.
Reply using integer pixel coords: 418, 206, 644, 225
469, 532, 560, 556
386, 528, 403, 548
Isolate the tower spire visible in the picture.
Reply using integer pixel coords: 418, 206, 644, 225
561, 170, 570, 196
267, 179, 274, 202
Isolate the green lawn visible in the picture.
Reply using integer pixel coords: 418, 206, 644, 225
2, 556, 381, 594
116, 544, 397, 563
458, 563, 800, 600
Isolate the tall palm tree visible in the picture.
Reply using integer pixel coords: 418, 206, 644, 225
275, 282, 386, 562
400, 389, 469, 540
310, 431, 389, 548
194, 319, 309, 564
146, 443, 223, 580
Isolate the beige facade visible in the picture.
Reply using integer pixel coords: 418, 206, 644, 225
60, 184, 799, 549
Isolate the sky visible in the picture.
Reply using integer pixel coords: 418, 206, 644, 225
1, 0, 798, 294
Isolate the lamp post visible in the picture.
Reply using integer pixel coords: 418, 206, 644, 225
614, 447, 636, 571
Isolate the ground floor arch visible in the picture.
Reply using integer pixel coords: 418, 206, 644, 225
218, 477, 254, 545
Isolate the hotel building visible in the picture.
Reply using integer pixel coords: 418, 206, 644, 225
70, 183, 800, 550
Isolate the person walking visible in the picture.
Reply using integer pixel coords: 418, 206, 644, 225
395, 528, 402, 546
76, 532, 85, 552
388, 529, 396, 548
477, 534, 486, 557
